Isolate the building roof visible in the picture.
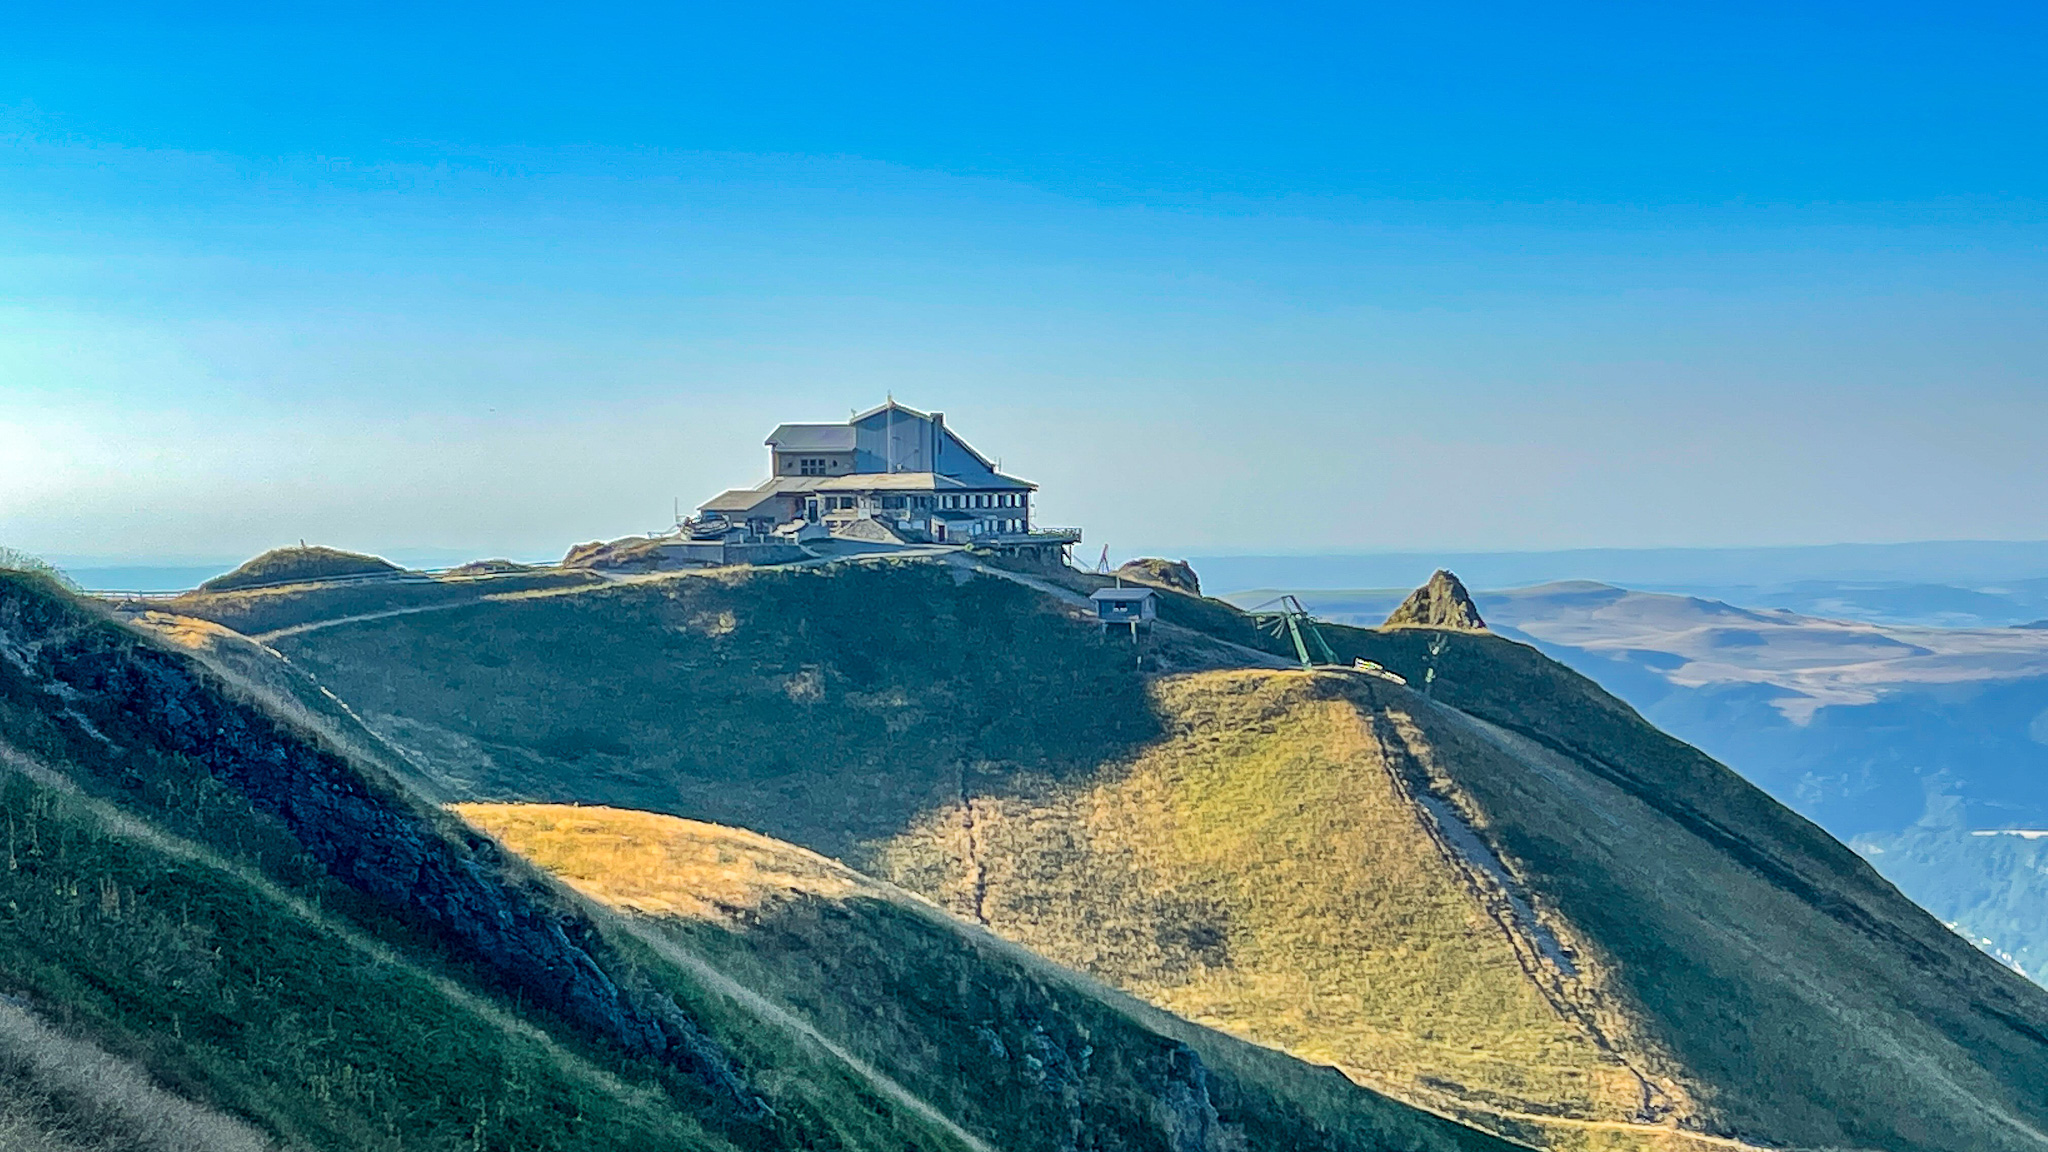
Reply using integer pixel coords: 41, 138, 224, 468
764, 424, 857, 451
808, 470, 1032, 492
852, 400, 1002, 473
851, 399, 931, 424
1089, 587, 1159, 602
699, 486, 787, 514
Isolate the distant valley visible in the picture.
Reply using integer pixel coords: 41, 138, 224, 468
1231, 580, 2048, 980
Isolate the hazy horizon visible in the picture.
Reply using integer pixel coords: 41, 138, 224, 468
50, 538, 2048, 604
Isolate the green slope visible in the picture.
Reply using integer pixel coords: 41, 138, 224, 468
2, 568, 1506, 1151
199, 557, 2048, 1152
460, 803, 1511, 1152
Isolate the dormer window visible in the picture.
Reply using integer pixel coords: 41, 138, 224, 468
799, 457, 828, 476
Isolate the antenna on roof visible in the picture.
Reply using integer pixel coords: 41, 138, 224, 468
1095, 545, 1111, 575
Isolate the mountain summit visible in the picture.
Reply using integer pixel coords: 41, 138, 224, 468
0, 567, 1510, 1152
1384, 569, 1487, 630
151, 552, 2048, 1152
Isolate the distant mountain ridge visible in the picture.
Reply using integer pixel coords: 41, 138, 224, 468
1183, 539, 2048, 609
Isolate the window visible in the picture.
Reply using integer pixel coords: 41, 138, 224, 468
799, 457, 829, 476
880, 495, 906, 510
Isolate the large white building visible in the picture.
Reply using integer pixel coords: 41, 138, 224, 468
695, 401, 1077, 553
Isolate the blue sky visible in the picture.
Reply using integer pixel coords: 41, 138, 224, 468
4, 2, 2046, 563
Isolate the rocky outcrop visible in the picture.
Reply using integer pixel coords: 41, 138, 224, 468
1118, 559, 1202, 596
0, 576, 765, 1119
1155, 1045, 1236, 1152
1384, 570, 1486, 631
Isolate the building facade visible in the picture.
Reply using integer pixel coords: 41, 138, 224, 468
696, 402, 1075, 551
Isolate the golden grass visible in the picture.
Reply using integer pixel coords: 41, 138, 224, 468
873, 670, 1654, 1139
256, 563, 2048, 1152
129, 611, 247, 652
455, 804, 869, 923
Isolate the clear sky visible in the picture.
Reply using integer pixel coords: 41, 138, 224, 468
4, 2, 2046, 564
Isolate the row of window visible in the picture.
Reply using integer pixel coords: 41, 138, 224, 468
793, 456, 838, 476
820, 492, 1025, 512
939, 492, 1023, 510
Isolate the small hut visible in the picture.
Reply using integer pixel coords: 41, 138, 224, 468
1089, 586, 1158, 631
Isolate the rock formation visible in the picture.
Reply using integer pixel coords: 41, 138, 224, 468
1117, 558, 1201, 596
1383, 570, 1486, 631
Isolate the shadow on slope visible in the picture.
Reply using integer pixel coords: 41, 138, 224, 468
259, 562, 1171, 861
460, 803, 1515, 1152
0, 569, 1043, 1152
192, 558, 2048, 1152
5, 569, 1509, 1152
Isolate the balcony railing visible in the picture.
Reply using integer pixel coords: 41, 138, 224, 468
986, 526, 1081, 544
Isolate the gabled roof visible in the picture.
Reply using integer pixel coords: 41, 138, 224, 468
850, 399, 931, 424
851, 400, 1000, 474
764, 424, 857, 451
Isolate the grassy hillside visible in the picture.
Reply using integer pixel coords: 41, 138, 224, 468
5, 568, 1511, 1150
153, 558, 2048, 1151
460, 803, 1515, 1152
241, 561, 1167, 860
872, 672, 1657, 1144
157, 563, 604, 638
199, 546, 403, 593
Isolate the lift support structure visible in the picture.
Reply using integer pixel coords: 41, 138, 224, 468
1247, 595, 1339, 669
